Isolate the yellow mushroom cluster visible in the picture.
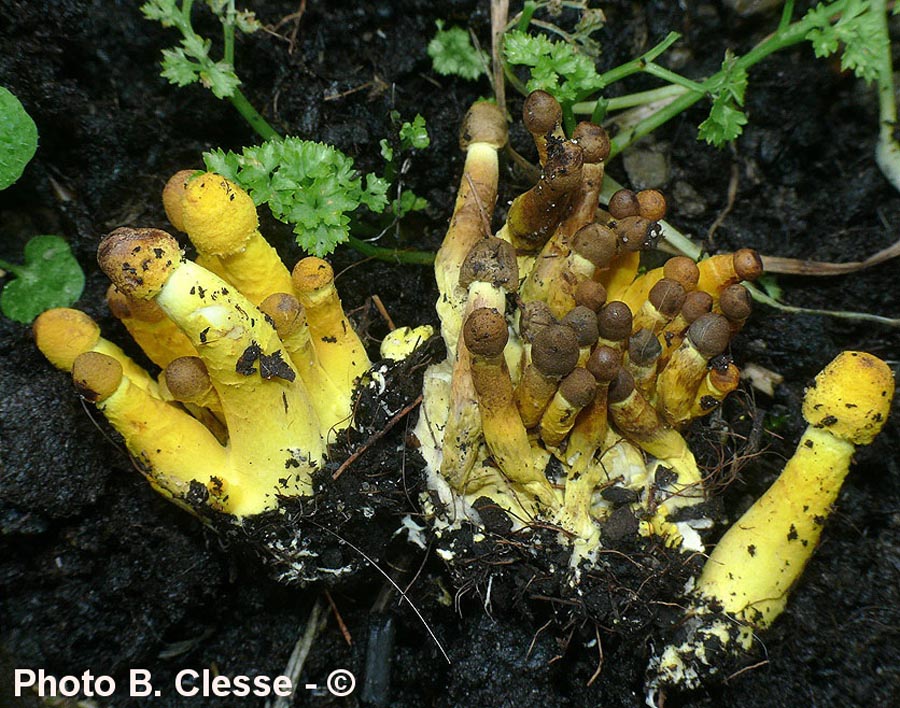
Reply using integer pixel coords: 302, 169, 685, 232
416, 93, 764, 559
33, 171, 381, 519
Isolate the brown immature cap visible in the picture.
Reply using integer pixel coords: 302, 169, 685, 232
636, 189, 667, 221
459, 101, 509, 150
649, 278, 686, 317
559, 368, 598, 407
532, 324, 580, 377
687, 313, 732, 358
572, 122, 610, 163
607, 368, 636, 404
573, 223, 618, 268
165, 356, 213, 401
72, 351, 123, 403
628, 328, 662, 366
681, 290, 714, 323
519, 301, 556, 343
258, 292, 306, 338
459, 237, 519, 289
523, 90, 563, 136
608, 189, 640, 220
562, 306, 600, 347
574, 280, 607, 312
587, 345, 621, 382
616, 216, 662, 252
98, 227, 182, 300
663, 256, 700, 289
597, 301, 633, 341
719, 284, 753, 321
463, 308, 509, 357
733, 248, 763, 281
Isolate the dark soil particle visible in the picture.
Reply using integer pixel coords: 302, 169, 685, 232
1, 2, 899, 708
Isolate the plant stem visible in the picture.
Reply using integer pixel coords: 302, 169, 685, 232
346, 236, 436, 265
0, 259, 23, 276
872, 0, 900, 192
573, 84, 688, 114
596, 32, 682, 87
228, 89, 281, 141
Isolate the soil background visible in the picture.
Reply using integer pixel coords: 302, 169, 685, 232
1, 1, 898, 707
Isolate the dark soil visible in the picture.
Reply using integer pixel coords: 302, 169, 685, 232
1, 1, 898, 707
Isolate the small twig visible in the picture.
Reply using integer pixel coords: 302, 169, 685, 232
324, 589, 353, 646
268, 597, 324, 708
724, 659, 770, 682
332, 394, 423, 480
371, 294, 396, 331
761, 234, 900, 275
706, 158, 739, 246
490, 0, 510, 117
465, 171, 495, 238
586, 624, 605, 687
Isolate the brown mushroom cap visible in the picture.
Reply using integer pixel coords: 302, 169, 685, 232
562, 306, 600, 347
98, 227, 182, 300
687, 313, 732, 358
587, 345, 621, 382
597, 301, 633, 341
258, 292, 307, 338
663, 256, 700, 290
636, 189, 667, 221
572, 223, 619, 268
531, 324, 580, 377
649, 278, 687, 317
607, 367, 637, 404
572, 122, 611, 163
164, 356, 213, 402
459, 101, 509, 150
681, 290, 714, 324
519, 301, 556, 343
733, 248, 763, 281
559, 367, 598, 407
72, 351, 123, 403
629, 328, 662, 366
463, 308, 509, 358
523, 90, 563, 136
616, 216, 663, 252
719, 284, 753, 321
608, 189, 640, 219
573, 280, 607, 312
459, 237, 519, 290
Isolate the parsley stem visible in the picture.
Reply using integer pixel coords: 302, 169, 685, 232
0, 259, 23, 276
223, 0, 236, 66
871, 0, 900, 192
228, 88, 281, 142
596, 31, 681, 87
642, 64, 706, 94
346, 236, 436, 265
572, 84, 688, 114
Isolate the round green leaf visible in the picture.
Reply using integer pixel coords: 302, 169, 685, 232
0, 86, 39, 190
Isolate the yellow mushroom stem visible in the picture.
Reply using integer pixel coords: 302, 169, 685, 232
649, 352, 894, 697
292, 256, 371, 395
514, 323, 580, 428
71, 351, 230, 513
696, 248, 763, 300
504, 139, 584, 253
539, 367, 597, 448
106, 284, 196, 368
607, 369, 703, 509
33, 307, 158, 393
464, 308, 558, 508
689, 361, 740, 419
631, 278, 686, 336
625, 328, 662, 401
257, 292, 353, 436
434, 101, 507, 354
657, 313, 732, 425
522, 89, 565, 165
98, 226, 325, 515
441, 238, 519, 492
172, 171, 295, 305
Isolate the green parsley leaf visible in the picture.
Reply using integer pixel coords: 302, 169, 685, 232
0, 235, 85, 324
428, 21, 488, 81
698, 51, 749, 147
399, 114, 430, 151
160, 47, 201, 87
204, 138, 390, 256
805, 0, 886, 83
503, 29, 602, 105
0, 86, 38, 190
